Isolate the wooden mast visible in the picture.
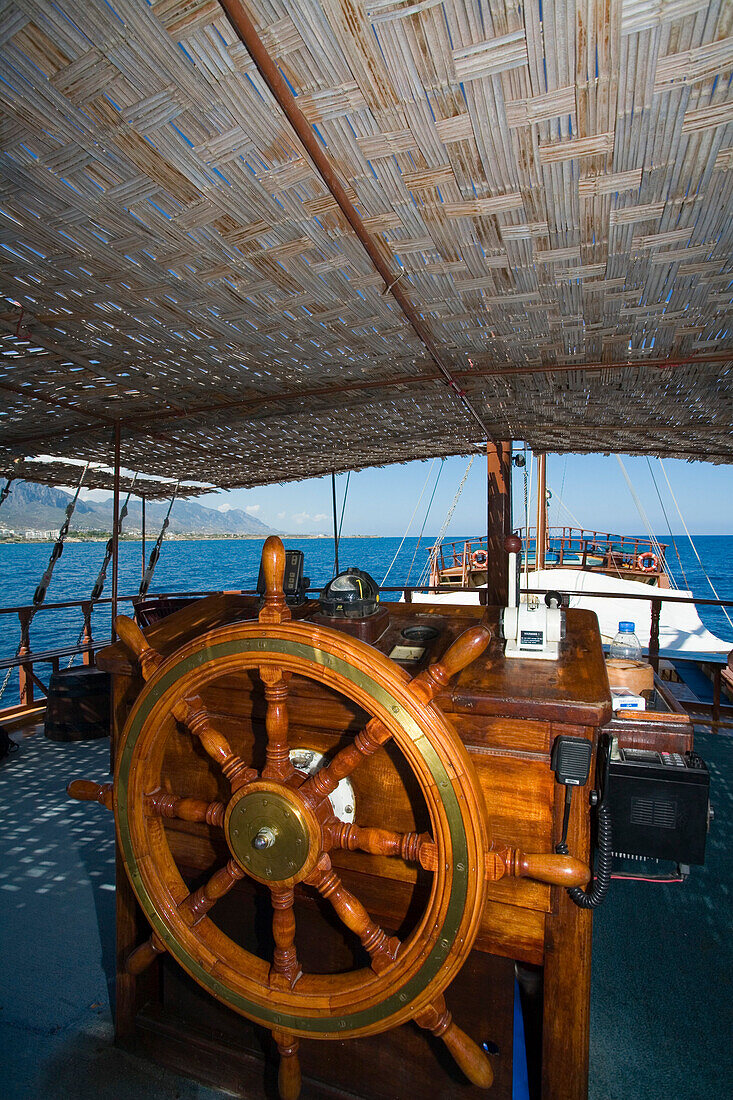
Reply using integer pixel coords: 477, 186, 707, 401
486, 441, 512, 605
536, 453, 547, 571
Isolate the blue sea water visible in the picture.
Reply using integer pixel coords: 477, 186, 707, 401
1, 534, 732, 708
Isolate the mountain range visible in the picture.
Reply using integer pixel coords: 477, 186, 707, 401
0, 481, 277, 538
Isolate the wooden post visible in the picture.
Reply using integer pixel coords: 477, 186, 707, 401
81, 600, 93, 666
649, 597, 662, 672
536, 453, 547, 570
112, 421, 121, 642
486, 440, 511, 606
17, 608, 33, 707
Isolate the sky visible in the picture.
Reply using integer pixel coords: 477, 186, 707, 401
179, 450, 733, 538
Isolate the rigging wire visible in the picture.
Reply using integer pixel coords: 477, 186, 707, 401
553, 455, 568, 528
646, 458, 689, 589
67, 478, 138, 667
0, 477, 14, 511
418, 455, 476, 587
0, 463, 89, 702
381, 460, 436, 587
139, 484, 179, 598
615, 456, 669, 575
524, 451, 533, 586
658, 460, 733, 631
546, 484, 585, 531
337, 471, 350, 543
405, 459, 445, 586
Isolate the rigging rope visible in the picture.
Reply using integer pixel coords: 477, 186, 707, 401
615, 456, 669, 578
405, 459, 445, 586
0, 463, 89, 702
524, 452, 533, 586
0, 477, 13, 511
67, 478, 137, 667
657, 460, 733, 631
381, 460, 436, 587
337, 471, 350, 544
139, 484, 179, 598
646, 458, 689, 589
419, 455, 476, 588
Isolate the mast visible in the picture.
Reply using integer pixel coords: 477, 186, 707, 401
486, 441, 512, 605
536, 453, 547, 571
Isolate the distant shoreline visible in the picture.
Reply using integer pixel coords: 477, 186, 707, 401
0, 532, 381, 544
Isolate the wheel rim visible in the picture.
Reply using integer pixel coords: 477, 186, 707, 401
115, 620, 486, 1039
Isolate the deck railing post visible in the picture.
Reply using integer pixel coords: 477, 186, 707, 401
713, 667, 721, 725
17, 608, 33, 707
649, 598, 662, 672
82, 600, 93, 666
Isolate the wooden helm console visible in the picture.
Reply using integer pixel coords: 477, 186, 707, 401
70, 536, 603, 1100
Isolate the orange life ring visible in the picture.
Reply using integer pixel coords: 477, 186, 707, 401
471, 549, 488, 568
636, 552, 658, 573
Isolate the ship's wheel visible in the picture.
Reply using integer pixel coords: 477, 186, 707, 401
70, 537, 495, 1097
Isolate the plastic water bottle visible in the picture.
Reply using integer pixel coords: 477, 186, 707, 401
609, 621, 642, 661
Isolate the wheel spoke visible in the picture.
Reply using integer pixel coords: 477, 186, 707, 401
177, 858, 246, 926
306, 855, 400, 974
298, 717, 391, 807
260, 669, 295, 781
67, 779, 113, 811
272, 1028, 301, 1100
269, 887, 302, 990
145, 790, 226, 827
126, 932, 166, 975
414, 994, 494, 1089
325, 822, 437, 871
172, 694, 257, 791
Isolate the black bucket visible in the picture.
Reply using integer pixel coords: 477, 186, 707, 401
44, 667, 111, 742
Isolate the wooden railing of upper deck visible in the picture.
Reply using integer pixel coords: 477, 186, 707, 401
429, 528, 669, 584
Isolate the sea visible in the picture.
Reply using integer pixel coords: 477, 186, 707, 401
1, 534, 732, 709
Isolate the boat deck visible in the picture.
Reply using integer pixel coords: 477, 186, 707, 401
1, 727, 730, 1099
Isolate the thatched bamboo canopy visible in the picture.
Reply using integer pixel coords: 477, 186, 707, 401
0, 458, 211, 499
0, 0, 731, 486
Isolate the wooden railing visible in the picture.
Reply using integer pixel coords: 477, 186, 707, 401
2, 584, 731, 727
0, 590, 252, 719
428, 529, 668, 581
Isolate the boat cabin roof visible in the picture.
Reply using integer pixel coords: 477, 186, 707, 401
0, 0, 731, 486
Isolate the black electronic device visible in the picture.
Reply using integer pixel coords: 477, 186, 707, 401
551, 735, 593, 786
257, 549, 310, 606
605, 744, 710, 865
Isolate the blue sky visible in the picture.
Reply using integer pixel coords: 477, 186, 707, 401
193, 451, 733, 538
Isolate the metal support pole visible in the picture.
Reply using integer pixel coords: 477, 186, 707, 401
486, 441, 512, 605
141, 495, 146, 582
111, 421, 121, 642
331, 471, 340, 576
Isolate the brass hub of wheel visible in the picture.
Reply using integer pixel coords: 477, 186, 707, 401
224, 781, 320, 885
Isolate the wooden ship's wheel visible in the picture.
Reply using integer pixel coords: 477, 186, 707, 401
71, 538, 500, 1097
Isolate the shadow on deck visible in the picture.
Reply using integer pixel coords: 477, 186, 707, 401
0, 729, 730, 1099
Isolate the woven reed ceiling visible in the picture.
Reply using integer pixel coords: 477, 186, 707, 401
0, 0, 731, 487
